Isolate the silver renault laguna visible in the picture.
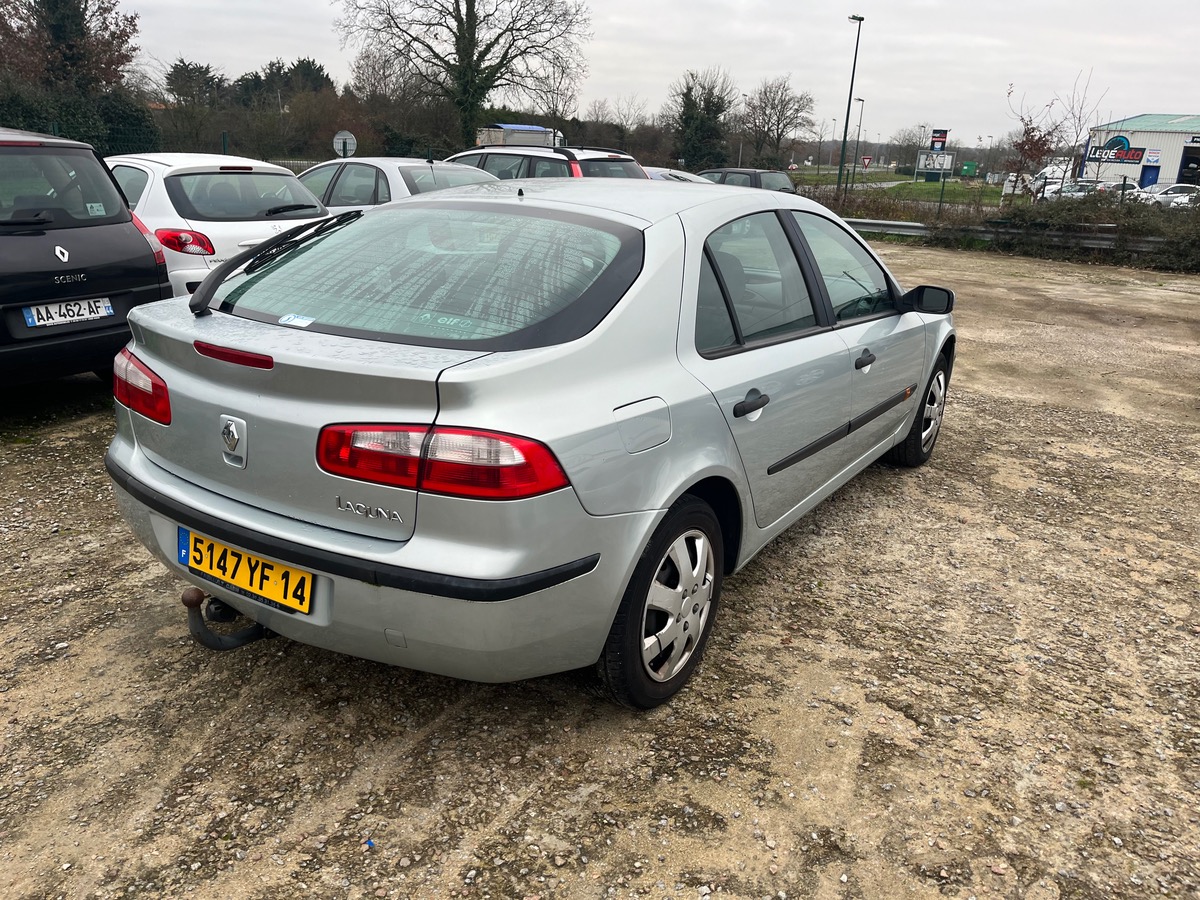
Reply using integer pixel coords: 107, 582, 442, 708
106, 179, 955, 708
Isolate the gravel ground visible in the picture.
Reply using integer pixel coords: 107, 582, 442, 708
1, 246, 1197, 899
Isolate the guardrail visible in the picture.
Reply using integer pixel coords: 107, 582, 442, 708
845, 218, 1166, 252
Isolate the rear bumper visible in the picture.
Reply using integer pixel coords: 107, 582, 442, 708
0, 321, 132, 380
106, 443, 660, 683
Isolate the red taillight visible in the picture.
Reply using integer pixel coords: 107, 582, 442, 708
569, 160, 584, 177
318, 426, 424, 489
316, 425, 569, 499
130, 213, 166, 266
420, 427, 569, 499
156, 228, 215, 256
194, 341, 274, 369
113, 348, 171, 425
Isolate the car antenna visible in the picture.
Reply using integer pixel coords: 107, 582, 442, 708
517, 187, 524, 198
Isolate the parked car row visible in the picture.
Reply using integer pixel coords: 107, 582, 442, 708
1039, 178, 1194, 205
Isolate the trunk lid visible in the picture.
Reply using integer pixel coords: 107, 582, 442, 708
125, 300, 490, 542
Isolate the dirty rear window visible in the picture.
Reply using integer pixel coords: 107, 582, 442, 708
0, 146, 128, 229
212, 203, 643, 350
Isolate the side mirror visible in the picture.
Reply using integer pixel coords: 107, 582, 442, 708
901, 285, 955, 314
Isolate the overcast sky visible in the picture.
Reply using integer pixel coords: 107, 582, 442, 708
132, 0, 1199, 151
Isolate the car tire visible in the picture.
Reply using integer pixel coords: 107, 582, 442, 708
597, 495, 723, 709
887, 353, 949, 467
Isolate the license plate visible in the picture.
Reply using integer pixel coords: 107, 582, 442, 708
177, 528, 313, 614
23, 298, 113, 328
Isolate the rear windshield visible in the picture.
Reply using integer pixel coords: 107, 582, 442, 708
578, 159, 648, 179
0, 146, 129, 229
401, 165, 496, 194
759, 172, 794, 192
211, 203, 643, 350
165, 172, 324, 222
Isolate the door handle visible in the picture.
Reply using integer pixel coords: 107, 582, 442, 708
855, 348, 877, 370
733, 388, 770, 418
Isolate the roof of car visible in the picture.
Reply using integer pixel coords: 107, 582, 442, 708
308, 157, 484, 168
698, 167, 788, 175
104, 152, 295, 175
452, 145, 637, 161
0, 126, 94, 150
394, 176, 826, 227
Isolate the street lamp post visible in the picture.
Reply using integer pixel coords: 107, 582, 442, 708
737, 93, 748, 167
986, 134, 994, 179
912, 124, 927, 183
848, 97, 865, 195
836, 14, 865, 194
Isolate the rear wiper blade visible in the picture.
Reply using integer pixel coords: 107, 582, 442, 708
1, 215, 51, 226
189, 210, 363, 317
265, 203, 319, 217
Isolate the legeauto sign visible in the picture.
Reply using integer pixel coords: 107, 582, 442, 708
1087, 135, 1145, 165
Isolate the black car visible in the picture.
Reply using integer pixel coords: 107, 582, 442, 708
697, 168, 797, 193
1, 128, 171, 382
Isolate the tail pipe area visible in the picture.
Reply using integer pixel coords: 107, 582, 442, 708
181, 586, 275, 651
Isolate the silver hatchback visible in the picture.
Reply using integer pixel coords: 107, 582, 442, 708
106, 180, 955, 708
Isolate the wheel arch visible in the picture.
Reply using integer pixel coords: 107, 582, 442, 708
939, 334, 957, 382
678, 475, 743, 576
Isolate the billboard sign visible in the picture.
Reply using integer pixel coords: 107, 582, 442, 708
917, 151, 955, 171
1085, 135, 1145, 165
930, 129, 948, 151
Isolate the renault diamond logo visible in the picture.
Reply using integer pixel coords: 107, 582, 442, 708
221, 419, 240, 452
54, 246, 69, 263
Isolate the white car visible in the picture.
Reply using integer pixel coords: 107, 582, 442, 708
298, 157, 498, 213
1153, 184, 1200, 207
106, 153, 328, 296
1170, 191, 1200, 209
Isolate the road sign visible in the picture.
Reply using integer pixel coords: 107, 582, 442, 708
861, 156, 872, 169
333, 130, 357, 158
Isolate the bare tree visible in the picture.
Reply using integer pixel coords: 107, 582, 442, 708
1054, 69, 1108, 188
1003, 84, 1064, 201
529, 64, 580, 140
584, 97, 611, 125
613, 92, 647, 131
336, 0, 591, 148
743, 75, 813, 164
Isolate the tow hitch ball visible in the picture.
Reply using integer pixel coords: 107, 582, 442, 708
181, 587, 275, 651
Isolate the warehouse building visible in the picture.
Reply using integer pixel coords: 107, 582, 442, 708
1080, 114, 1200, 189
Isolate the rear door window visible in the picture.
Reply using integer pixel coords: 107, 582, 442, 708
759, 172, 794, 192
703, 212, 816, 345
481, 155, 525, 180
328, 163, 380, 206
298, 163, 340, 203
111, 164, 150, 208
530, 158, 571, 177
